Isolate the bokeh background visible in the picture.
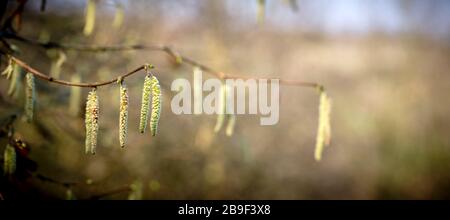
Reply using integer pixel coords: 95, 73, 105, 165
1, 0, 450, 199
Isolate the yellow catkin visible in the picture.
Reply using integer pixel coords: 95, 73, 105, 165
119, 82, 128, 148
69, 75, 82, 116
50, 51, 67, 78
257, 0, 266, 25
175, 53, 183, 64
314, 90, 332, 161
112, 4, 124, 29
7, 63, 21, 96
1, 58, 14, 79
225, 114, 236, 137
3, 144, 16, 175
85, 88, 99, 154
139, 75, 152, 133
214, 82, 226, 132
150, 76, 161, 136
24, 73, 36, 122
83, 0, 96, 36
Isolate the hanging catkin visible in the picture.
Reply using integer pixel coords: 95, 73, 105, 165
214, 82, 226, 132
83, 0, 96, 36
257, 0, 266, 25
119, 82, 128, 148
49, 50, 67, 78
225, 114, 236, 137
69, 75, 82, 116
3, 144, 16, 175
85, 88, 99, 154
7, 63, 21, 97
314, 90, 331, 161
139, 75, 152, 133
112, 4, 124, 29
1, 58, 14, 79
24, 72, 36, 123
150, 76, 161, 136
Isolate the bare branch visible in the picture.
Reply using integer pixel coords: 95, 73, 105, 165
5, 34, 323, 90
10, 56, 150, 88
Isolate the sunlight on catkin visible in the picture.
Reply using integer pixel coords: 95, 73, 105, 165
119, 82, 128, 148
24, 72, 36, 123
150, 76, 162, 136
3, 144, 16, 175
85, 88, 99, 154
139, 75, 152, 133
69, 75, 81, 116
314, 89, 332, 161
83, 0, 96, 36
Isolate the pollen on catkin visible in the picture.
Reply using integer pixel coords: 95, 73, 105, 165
139, 75, 152, 133
314, 90, 332, 161
69, 75, 82, 116
119, 82, 128, 148
214, 82, 226, 133
3, 144, 16, 175
85, 88, 99, 154
150, 76, 162, 137
24, 72, 36, 123
83, 0, 96, 36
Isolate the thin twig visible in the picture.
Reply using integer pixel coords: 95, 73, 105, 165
87, 185, 132, 200
34, 173, 78, 187
4, 34, 322, 90
10, 55, 149, 88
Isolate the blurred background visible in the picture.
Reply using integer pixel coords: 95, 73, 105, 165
0, 0, 449, 199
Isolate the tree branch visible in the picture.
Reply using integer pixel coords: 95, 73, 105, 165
87, 185, 132, 200
4, 34, 322, 90
9, 55, 151, 88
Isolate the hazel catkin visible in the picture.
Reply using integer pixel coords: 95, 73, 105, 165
314, 89, 332, 161
150, 76, 161, 137
119, 82, 128, 147
139, 75, 152, 133
24, 72, 36, 122
85, 88, 99, 154
83, 0, 96, 36
3, 144, 16, 175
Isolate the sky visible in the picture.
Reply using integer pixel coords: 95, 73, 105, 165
27, 0, 450, 39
